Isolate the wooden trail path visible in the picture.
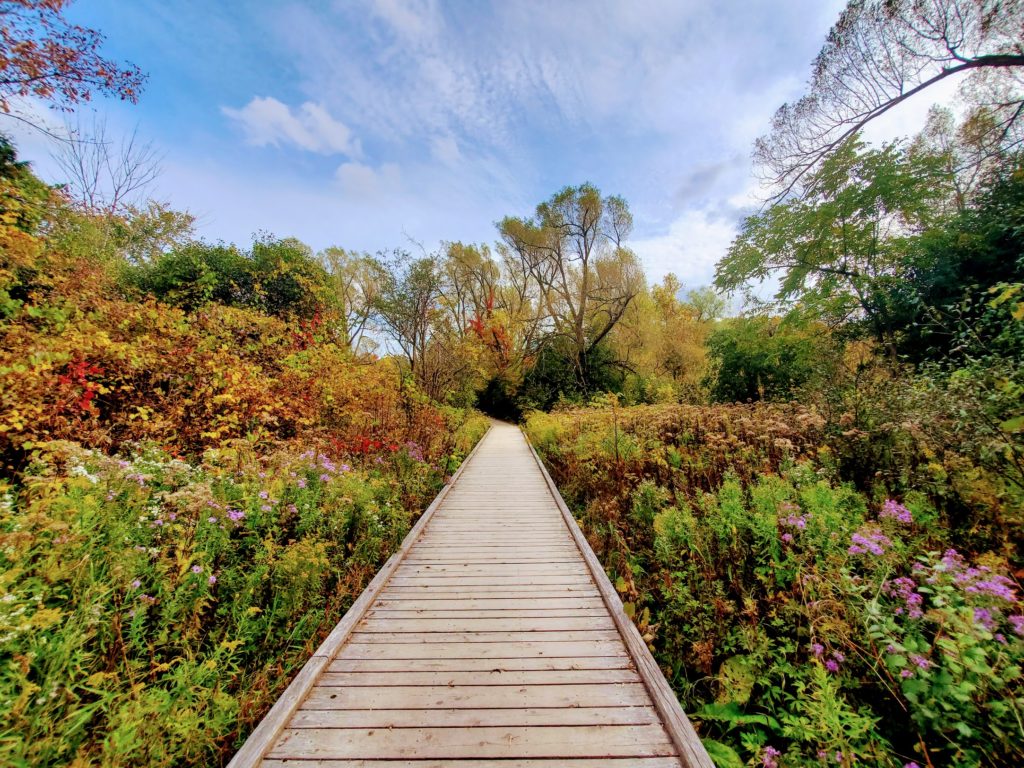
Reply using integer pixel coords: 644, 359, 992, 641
229, 422, 713, 768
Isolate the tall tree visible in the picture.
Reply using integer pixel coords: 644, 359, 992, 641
498, 183, 642, 395
0, 0, 145, 126
758, 0, 1024, 199
51, 116, 160, 213
717, 138, 949, 343
321, 247, 387, 353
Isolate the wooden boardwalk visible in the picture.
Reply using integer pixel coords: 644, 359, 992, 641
229, 422, 713, 768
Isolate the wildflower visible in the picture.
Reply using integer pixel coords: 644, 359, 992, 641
208, 575, 217, 585
762, 746, 781, 768
886, 644, 899, 654
886, 577, 924, 619
207, 516, 217, 523
259, 491, 269, 500
900, 669, 914, 679
287, 504, 298, 514
974, 607, 997, 630
340, 463, 351, 472
227, 509, 244, 521
130, 579, 141, 589
191, 565, 203, 574
139, 594, 156, 604
880, 499, 913, 524
319, 473, 331, 482
167, 512, 177, 521
783, 513, 807, 529
1009, 615, 1024, 636
905, 763, 921, 768
810, 642, 824, 657
260, 504, 272, 512
832, 651, 845, 663
782, 533, 794, 543
825, 659, 839, 673
848, 526, 891, 556
910, 654, 930, 669
296, 478, 307, 489
966, 575, 1017, 603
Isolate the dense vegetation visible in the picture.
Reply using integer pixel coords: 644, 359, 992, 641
0, 139, 488, 765
3, 1, 1023, 766
520, 137, 1024, 766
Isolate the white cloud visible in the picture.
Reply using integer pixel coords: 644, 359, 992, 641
430, 134, 461, 165
221, 97, 360, 156
367, 0, 441, 43
335, 161, 403, 199
632, 208, 738, 288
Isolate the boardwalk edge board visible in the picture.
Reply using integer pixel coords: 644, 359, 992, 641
226, 423, 493, 768
523, 432, 715, 768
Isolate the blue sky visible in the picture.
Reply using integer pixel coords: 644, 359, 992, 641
11, 0, 943, 288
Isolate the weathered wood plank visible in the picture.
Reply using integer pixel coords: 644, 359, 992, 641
347, 629, 620, 643
316, 668, 641, 686
268, 725, 677, 759
335, 640, 627, 659
287, 706, 662, 729
327, 655, 632, 672
301, 682, 651, 710
263, 758, 682, 768
357, 616, 615, 633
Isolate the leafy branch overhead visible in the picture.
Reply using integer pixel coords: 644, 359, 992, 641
0, 0, 146, 121
758, 0, 1024, 199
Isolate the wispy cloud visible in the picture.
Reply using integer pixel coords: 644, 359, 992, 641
221, 97, 361, 156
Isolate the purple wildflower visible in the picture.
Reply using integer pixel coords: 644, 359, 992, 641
131, 579, 141, 589
207, 516, 217, 523
905, 763, 921, 768
782, 533, 794, 543
880, 499, 913, 524
900, 669, 914, 679
849, 526, 892, 556
974, 607, 997, 630
191, 564, 203, 574
783, 513, 807, 529
966, 575, 1017, 603
825, 659, 840, 673
910, 654, 930, 669
297, 478, 307, 489
832, 651, 845, 663
762, 746, 781, 768
319, 473, 331, 482
340, 463, 351, 472
258, 491, 269, 500
1009, 615, 1024, 636
810, 642, 824, 657
208, 575, 217, 585
887, 577, 924, 619
227, 509, 244, 521
260, 504, 272, 512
